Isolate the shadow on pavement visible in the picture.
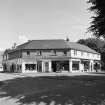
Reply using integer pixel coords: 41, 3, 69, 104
0, 76, 105, 105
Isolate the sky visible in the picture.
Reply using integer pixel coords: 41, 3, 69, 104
0, 0, 92, 50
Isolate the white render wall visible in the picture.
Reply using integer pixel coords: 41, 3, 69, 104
41, 60, 52, 72
22, 49, 101, 61
70, 50, 100, 60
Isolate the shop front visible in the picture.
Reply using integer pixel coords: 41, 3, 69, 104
81, 60, 90, 72
93, 61, 101, 72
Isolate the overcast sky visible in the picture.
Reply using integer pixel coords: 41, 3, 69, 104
0, 0, 91, 50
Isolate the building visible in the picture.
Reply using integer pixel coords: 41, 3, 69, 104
0, 51, 3, 72
2, 39, 101, 73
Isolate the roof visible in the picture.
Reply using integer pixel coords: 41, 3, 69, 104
67, 42, 98, 54
8, 39, 98, 54
16, 39, 69, 50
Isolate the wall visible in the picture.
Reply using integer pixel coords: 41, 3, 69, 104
2, 58, 22, 73
22, 49, 68, 58
71, 50, 100, 60
3, 50, 22, 60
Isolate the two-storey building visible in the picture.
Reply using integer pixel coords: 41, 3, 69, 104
2, 39, 101, 73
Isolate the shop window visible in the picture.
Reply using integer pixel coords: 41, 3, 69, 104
37, 61, 42, 72
10, 64, 16, 72
3, 63, 7, 71
84, 62, 90, 71
94, 62, 100, 72
25, 64, 37, 70
17, 64, 22, 71
72, 61, 79, 70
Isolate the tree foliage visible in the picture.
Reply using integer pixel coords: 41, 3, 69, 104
77, 38, 105, 52
88, 0, 105, 38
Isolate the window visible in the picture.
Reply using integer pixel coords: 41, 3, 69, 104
72, 61, 79, 70
45, 62, 49, 72
97, 54, 100, 58
81, 52, 84, 56
17, 64, 22, 71
27, 51, 30, 56
64, 50, 67, 55
84, 61, 90, 71
94, 62, 100, 71
74, 50, 77, 56
51, 50, 56, 55
36, 51, 41, 55
25, 64, 37, 70
54, 50, 56, 55
37, 61, 42, 72
40, 51, 42, 55
93, 54, 94, 57
87, 52, 90, 56
5, 54, 8, 60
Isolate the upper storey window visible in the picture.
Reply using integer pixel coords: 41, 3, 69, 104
36, 51, 41, 55
51, 50, 56, 55
3, 54, 8, 60
74, 50, 77, 56
87, 52, 90, 56
64, 50, 67, 55
93, 54, 94, 57
27, 51, 30, 56
81, 51, 84, 56
97, 54, 100, 58
6, 54, 8, 60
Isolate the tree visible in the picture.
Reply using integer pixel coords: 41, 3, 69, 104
88, 0, 105, 38
77, 38, 105, 52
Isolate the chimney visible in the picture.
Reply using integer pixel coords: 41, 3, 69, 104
28, 40, 32, 42
66, 36, 69, 42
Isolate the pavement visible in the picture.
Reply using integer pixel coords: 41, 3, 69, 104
0, 71, 105, 81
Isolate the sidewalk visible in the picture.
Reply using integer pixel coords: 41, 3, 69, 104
0, 71, 105, 81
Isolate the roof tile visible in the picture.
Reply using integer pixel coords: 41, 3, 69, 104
13, 39, 98, 54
